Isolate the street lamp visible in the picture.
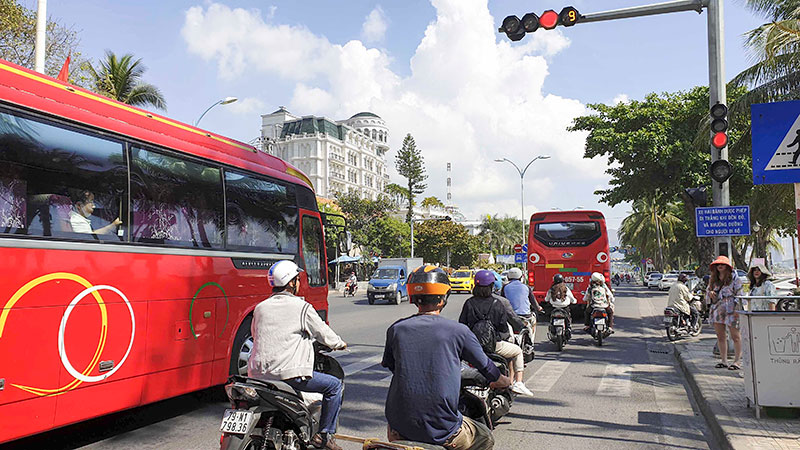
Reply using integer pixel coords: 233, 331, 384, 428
494, 155, 551, 242
194, 97, 238, 127
752, 222, 761, 261
411, 216, 451, 258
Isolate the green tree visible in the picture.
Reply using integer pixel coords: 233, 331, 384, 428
0, 0, 91, 85
618, 199, 683, 272
421, 196, 445, 211
333, 190, 394, 252
88, 51, 166, 110
395, 134, 428, 222
364, 217, 411, 257
414, 220, 481, 267
479, 215, 522, 256
384, 183, 410, 209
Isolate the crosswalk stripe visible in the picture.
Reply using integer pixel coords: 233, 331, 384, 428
526, 361, 570, 392
341, 354, 384, 377
380, 373, 393, 383
596, 364, 632, 397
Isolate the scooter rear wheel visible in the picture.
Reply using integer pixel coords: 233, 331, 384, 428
666, 327, 678, 341
555, 334, 564, 352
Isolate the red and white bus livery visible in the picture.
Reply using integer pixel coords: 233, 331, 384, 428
527, 210, 611, 312
0, 58, 329, 443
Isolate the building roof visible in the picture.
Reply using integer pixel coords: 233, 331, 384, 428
349, 111, 381, 119
280, 117, 345, 141
271, 106, 290, 115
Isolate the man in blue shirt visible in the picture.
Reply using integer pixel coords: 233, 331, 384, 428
501, 267, 544, 317
382, 266, 511, 450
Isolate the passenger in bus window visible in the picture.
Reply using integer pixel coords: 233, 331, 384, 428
69, 190, 122, 234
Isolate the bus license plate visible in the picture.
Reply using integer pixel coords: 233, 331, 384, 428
552, 318, 565, 326
220, 409, 253, 435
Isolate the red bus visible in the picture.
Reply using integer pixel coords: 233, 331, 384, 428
0, 59, 330, 443
527, 210, 611, 313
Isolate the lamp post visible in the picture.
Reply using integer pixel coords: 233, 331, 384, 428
752, 222, 761, 263
195, 97, 238, 126
411, 216, 451, 258
494, 155, 550, 242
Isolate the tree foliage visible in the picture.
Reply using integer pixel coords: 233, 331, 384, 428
88, 51, 167, 110
421, 196, 445, 210
384, 183, 410, 209
395, 133, 427, 222
479, 215, 523, 255
0, 0, 91, 85
414, 220, 481, 267
570, 86, 794, 270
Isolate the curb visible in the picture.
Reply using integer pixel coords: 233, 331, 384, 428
674, 344, 734, 450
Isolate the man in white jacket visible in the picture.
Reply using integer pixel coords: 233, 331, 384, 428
248, 260, 347, 450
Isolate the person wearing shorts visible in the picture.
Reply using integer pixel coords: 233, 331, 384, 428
706, 256, 744, 370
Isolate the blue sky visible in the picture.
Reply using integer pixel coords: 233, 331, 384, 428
28, 0, 767, 229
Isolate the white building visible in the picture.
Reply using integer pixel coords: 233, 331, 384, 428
260, 108, 390, 199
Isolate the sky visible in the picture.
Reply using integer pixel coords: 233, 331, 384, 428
28, 0, 767, 231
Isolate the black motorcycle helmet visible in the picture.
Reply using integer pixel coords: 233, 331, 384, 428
552, 274, 565, 285
678, 273, 688, 283
407, 265, 451, 306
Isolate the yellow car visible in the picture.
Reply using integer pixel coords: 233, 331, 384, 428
449, 270, 475, 293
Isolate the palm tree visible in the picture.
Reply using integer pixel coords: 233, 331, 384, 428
729, 1, 800, 116
88, 51, 166, 110
479, 215, 521, 256
619, 199, 683, 272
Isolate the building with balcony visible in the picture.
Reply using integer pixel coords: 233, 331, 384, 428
260, 108, 390, 200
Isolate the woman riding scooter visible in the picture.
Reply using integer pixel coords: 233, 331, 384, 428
583, 273, 615, 333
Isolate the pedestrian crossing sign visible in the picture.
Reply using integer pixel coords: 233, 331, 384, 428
752, 100, 800, 185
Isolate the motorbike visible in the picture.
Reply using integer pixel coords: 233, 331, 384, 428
460, 353, 513, 428
513, 315, 536, 364
589, 307, 612, 346
664, 306, 702, 341
344, 279, 358, 297
547, 307, 571, 351
219, 344, 343, 450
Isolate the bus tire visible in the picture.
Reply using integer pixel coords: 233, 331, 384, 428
229, 315, 253, 376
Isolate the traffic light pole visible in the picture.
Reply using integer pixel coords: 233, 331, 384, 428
554, 0, 731, 258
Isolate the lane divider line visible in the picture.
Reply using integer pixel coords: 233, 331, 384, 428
526, 360, 570, 392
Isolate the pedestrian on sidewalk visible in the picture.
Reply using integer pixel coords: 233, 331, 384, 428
747, 264, 777, 311
706, 256, 744, 371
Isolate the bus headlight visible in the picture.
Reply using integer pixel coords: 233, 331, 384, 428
596, 252, 609, 263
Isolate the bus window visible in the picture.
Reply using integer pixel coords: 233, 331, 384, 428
224, 170, 298, 253
534, 221, 601, 247
0, 109, 126, 240
130, 146, 224, 248
302, 215, 326, 287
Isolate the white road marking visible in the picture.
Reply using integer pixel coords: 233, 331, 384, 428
596, 364, 632, 397
342, 354, 384, 377
380, 373, 393, 383
526, 360, 570, 392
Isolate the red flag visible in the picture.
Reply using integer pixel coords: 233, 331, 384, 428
56, 54, 71, 82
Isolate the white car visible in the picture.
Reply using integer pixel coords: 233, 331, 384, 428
658, 273, 679, 291
647, 273, 663, 289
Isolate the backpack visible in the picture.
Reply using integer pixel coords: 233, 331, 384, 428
471, 299, 498, 354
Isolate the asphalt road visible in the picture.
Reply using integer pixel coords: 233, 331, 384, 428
4, 285, 713, 450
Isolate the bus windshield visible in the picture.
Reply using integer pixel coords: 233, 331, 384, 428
534, 221, 601, 247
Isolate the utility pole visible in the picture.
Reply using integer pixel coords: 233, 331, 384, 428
34, 0, 47, 74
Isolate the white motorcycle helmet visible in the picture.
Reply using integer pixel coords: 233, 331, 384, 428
591, 272, 605, 284
507, 267, 523, 280
269, 260, 303, 288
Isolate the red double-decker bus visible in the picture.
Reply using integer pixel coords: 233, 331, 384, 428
0, 59, 330, 443
527, 210, 611, 313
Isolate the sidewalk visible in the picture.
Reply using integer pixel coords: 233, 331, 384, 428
675, 334, 800, 449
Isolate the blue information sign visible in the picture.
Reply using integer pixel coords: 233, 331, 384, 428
515, 253, 526, 263
695, 206, 751, 237
521, 244, 528, 253
752, 100, 800, 185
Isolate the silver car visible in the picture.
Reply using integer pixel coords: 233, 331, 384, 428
647, 273, 663, 289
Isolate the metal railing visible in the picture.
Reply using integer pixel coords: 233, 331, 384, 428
736, 295, 800, 312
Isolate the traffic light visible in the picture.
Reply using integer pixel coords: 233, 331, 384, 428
500, 15, 525, 41
498, 6, 580, 40
710, 160, 733, 184
710, 103, 728, 150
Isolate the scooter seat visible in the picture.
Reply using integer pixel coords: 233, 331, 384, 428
460, 367, 489, 387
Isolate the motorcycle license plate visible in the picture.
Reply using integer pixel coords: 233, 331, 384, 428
594, 318, 606, 326
663, 317, 674, 324
552, 318, 565, 326
220, 409, 253, 435
565, 283, 574, 290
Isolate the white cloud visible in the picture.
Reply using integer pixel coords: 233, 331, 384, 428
182, 0, 619, 221
227, 97, 265, 115
361, 6, 388, 43
612, 94, 629, 104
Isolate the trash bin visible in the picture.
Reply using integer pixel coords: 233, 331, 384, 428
740, 307, 800, 418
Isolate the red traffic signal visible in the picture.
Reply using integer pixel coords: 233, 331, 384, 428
560, 6, 579, 26
710, 103, 728, 149
539, 10, 559, 29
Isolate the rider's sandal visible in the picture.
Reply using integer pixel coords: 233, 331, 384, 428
715, 362, 728, 369
728, 363, 741, 371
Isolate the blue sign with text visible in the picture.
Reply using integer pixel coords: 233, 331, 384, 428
515, 253, 526, 263
695, 206, 751, 237
752, 100, 800, 184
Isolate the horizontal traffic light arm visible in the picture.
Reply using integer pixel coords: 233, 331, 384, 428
577, 0, 703, 24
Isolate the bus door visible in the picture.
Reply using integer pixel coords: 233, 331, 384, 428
300, 214, 329, 321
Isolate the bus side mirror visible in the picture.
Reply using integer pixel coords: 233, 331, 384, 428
339, 231, 352, 253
